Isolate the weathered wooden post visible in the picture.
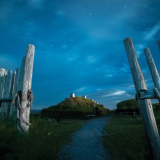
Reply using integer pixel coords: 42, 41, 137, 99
0, 68, 5, 114
13, 68, 19, 95
0, 68, 5, 98
10, 71, 16, 97
144, 48, 160, 93
17, 44, 35, 134
9, 69, 19, 118
1, 70, 12, 117
123, 38, 160, 160
18, 56, 26, 91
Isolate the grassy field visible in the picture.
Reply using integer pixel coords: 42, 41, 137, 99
102, 112, 160, 160
0, 115, 86, 160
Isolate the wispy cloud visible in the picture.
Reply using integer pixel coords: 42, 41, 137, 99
76, 87, 86, 92
135, 22, 160, 57
103, 90, 126, 97
144, 22, 160, 41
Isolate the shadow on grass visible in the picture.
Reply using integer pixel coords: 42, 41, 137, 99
102, 114, 150, 160
0, 115, 86, 160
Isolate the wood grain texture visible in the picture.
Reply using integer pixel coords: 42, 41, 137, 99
123, 38, 160, 160
19, 44, 35, 134
1, 70, 12, 117
144, 48, 160, 89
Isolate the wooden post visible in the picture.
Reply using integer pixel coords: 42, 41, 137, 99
0, 68, 5, 98
9, 69, 19, 118
10, 71, 16, 97
13, 68, 19, 95
18, 56, 26, 91
18, 44, 35, 134
144, 48, 160, 90
1, 70, 12, 117
123, 38, 160, 160
0, 68, 5, 113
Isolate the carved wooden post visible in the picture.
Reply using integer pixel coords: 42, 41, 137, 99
123, 38, 160, 160
18, 44, 35, 134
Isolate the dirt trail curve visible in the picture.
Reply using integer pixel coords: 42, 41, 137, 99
58, 116, 112, 160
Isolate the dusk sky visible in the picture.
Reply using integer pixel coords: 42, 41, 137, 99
0, 0, 160, 110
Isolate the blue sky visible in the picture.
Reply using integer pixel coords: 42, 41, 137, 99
0, 0, 160, 109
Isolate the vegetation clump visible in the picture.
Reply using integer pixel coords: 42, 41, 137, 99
41, 97, 109, 118
116, 99, 139, 113
116, 99, 160, 114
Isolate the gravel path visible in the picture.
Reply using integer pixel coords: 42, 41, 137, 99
58, 116, 112, 160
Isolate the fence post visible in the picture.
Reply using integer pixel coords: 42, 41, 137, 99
0, 68, 5, 99
10, 71, 16, 97
9, 68, 19, 119
123, 38, 160, 160
1, 70, 12, 117
19, 44, 35, 134
144, 48, 160, 96
13, 68, 19, 95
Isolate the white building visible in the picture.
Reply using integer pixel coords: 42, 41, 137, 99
70, 93, 75, 98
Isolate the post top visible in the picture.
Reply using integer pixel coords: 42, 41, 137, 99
28, 44, 35, 48
0, 68, 5, 71
123, 37, 132, 42
144, 48, 150, 52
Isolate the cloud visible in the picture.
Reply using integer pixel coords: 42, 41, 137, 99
134, 22, 160, 57
87, 56, 96, 63
76, 87, 86, 92
103, 90, 126, 97
144, 22, 160, 41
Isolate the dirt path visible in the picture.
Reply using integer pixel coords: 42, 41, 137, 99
58, 116, 112, 160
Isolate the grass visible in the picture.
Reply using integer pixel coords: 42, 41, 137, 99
102, 112, 160, 160
0, 115, 86, 160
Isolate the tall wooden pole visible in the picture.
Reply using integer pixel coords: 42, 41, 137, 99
0, 68, 5, 113
10, 71, 16, 97
123, 38, 160, 160
19, 44, 35, 134
18, 56, 26, 91
144, 48, 160, 89
9, 68, 19, 119
1, 70, 12, 117
9, 70, 18, 118
13, 68, 19, 95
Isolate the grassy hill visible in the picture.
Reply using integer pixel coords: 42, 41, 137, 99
41, 97, 109, 118
116, 99, 139, 113
116, 99, 160, 114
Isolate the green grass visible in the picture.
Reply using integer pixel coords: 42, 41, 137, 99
0, 115, 86, 160
102, 112, 160, 160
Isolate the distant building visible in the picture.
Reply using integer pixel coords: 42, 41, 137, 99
70, 93, 75, 98
96, 102, 98, 104
83, 95, 86, 99
91, 99, 94, 101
